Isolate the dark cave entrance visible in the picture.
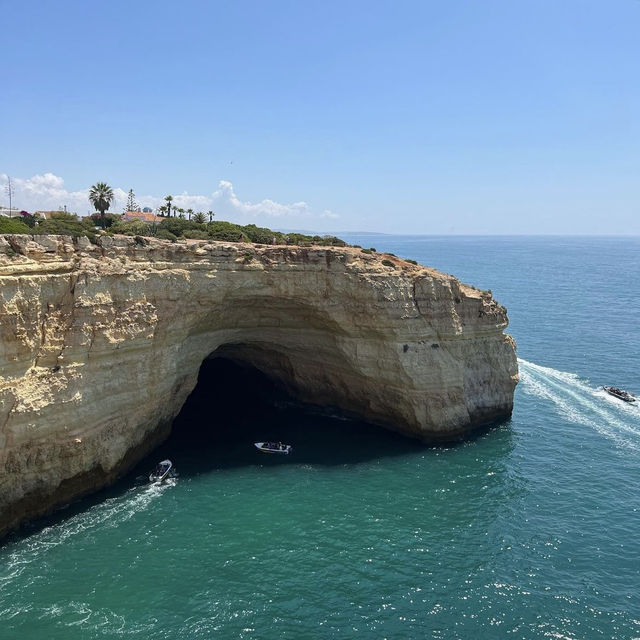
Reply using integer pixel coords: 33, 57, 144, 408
171, 356, 293, 445
142, 354, 422, 474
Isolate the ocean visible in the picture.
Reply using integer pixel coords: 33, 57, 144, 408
1, 236, 639, 639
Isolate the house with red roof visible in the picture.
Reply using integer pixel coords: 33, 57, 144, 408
122, 211, 158, 224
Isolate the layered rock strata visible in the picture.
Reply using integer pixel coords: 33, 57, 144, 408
0, 234, 518, 536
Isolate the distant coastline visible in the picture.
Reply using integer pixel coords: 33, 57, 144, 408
278, 230, 640, 238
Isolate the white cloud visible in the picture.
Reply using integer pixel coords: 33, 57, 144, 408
212, 180, 313, 218
0, 173, 338, 222
0, 173, 128, 214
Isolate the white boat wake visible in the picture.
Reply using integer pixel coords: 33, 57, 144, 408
518, 358, 640, 451
0, 481, 173, 589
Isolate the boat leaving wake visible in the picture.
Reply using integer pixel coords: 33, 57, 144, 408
0, 481, 173, 589
518, 358, 640, 451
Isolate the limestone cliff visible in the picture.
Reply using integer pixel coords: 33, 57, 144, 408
0, 234, 518, 536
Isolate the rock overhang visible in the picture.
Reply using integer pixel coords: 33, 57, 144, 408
0, 233, 518, 536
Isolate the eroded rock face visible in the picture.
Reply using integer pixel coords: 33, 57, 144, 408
0, 234, 518, 536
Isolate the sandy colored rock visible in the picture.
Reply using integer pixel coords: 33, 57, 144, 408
0, 234, 518, 536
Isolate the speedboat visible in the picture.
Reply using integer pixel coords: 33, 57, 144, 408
254, 442, 292, 455
149, 459, 178, 483
603, 387, 636, 403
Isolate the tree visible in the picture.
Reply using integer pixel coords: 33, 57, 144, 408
193, 211, 206, 224
207, 210, 214, 222
187, 208, 194, 220
88, 212, 118, 228
20, 211, 36, 227
164, 195, 173, 217
125, 188, 139, 212
88, 182, 115, 229
158, 205, 167, 217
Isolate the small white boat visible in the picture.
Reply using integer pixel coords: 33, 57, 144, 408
254, 442, 292, 455
149, 459, 178, 483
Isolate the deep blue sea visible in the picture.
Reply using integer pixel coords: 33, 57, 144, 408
1, 236, 639, 639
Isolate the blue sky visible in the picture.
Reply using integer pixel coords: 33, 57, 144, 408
2, 0, 638, 233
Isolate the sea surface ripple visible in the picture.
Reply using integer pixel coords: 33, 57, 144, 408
1, 236, 639, 639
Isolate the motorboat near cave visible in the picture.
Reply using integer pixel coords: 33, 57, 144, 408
254, 442, 293, 455
149, 459, 179, 483
603, 387, 636, 403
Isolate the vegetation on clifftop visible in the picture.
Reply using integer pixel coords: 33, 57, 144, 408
110, 218, 348, 246
0, 213, 347, 248
0, 214, 426, 269
0, 212, 100, 242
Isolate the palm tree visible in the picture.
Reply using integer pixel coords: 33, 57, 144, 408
187, 208, 194, 220
158, 205, 168, 217
207, 210, 214, 222
193, 211, 207, 224
89, 182, 115, 229
164, 195, 173, 217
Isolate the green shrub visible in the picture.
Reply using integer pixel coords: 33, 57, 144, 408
183, 229, 209, 240
19, 212, 37, 227
243, 250, 254, 263
369, 247, 377, 252
207, 221, 249, 242
33, 218, 88, 237
381, 259, 395, 267
0, 216, 31, 234
321, 235, 347, 247
155, 229, 178, 242
406, 259, 418, 265
242, 224, 277, 244
285, 235, 313, 246
81, 217, 98, 231
50, 211, 79, 222
134, 235, 148, 246
281, 232, 346, 247
158, 217, 200, 236
86, 213, 119, 228
361, 248, 372, 254
164, 222, 350, 247
111, 219, 151, 236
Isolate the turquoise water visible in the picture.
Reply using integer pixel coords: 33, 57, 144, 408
2, 236, 640, 639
